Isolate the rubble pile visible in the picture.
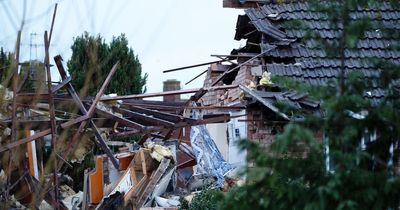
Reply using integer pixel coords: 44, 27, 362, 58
0, 43, 239, 209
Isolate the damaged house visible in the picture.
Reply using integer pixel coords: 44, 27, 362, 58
1, 1, 399, 209
200, 0, 400, 166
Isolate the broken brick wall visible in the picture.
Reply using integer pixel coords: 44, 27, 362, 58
202, 64, 227, 106
201, 57, 261, 108
247, 106, 324, 148
246, 106, 284, 147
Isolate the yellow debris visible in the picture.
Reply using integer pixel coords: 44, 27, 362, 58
259, 71, 273, 86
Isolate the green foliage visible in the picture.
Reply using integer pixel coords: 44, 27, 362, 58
67, 32, 147, 98
0, 47, 12, 83
220, 0, 400, 210
111, 134, 142, 143
179, 197, 189, 210
67, 150, 95, 191
187, 188, 222, 210
18, 64, 35, 92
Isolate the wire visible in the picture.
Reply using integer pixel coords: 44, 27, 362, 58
0, 1, 19, 31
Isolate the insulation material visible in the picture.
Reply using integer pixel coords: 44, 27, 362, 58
0, 170, 6, 187
0, 84, 13, 101
145, 142, 174, 162
189, 106, 232, 187
154, 196, 180, 208
259, 71, 273, 86
96, 101, 123, 118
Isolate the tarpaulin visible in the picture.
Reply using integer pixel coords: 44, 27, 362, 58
189, 105, 232, 187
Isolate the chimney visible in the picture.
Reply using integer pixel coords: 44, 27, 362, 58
163, 79, 181, 102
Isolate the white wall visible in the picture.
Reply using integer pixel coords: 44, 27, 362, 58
227, 110, 247, 168
206, 110, 247, 175
206, 123, 229, 160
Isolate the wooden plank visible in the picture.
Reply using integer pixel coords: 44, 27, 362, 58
87, 62, 119, 117
54, 55, 119, 169
163, 130, 174, 141
110, 129, 140, 138
122, 99, 186, 107
88, 156, 104, 204
100, 85, 238, 101
44, 31, 60, 208
47, 3, 58, 44
140, 150, 148, 176
0, 114, 94, 153
130, 165, 138, 186
178, 143, 196, 159
125, 175, 148, 203
213, 55, 237, 65
0, 108, 199, 154
177, 158, 196, 169
177, 88, 208, 115
210, 53, 259, 58
122, 103, 245, 111
59, 115, 90, 129
25, 173, 68, 210
51, 76, 71, 93
120, 104, 193, 124
163, 60, 229, 73
185, 69, 208, 85
69, 62, 119, 141
121, 103, 183, 111
115, 107, 176, 128
0, 114, 91, 153
16, 93, 50, 102
11, 31, 21, 144
1, 116, 118, 130
135, 159, 171, 208
211, 51, 271, 86
190, 88, 208, 102
9, 31, 21, 198
192, 114, 231, 125
137, 133, 151, 145
94, 108, 146, 131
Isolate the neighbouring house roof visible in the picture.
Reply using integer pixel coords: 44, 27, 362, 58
232, 1, 400, 105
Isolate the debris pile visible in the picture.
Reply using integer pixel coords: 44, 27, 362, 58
0, 11, 239, 207
0, 50, 240, 209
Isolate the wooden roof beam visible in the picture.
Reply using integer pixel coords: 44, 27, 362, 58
114, 107, 176, 128
100, 85, 238, 101
120, 104, 195, 124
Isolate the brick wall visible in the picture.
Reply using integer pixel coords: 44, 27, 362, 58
202, 59, 260, 107
200, 58, 326, 150
201, 58, 283, 145
201, 64, 228, 106
201, 57, 292, 146
246, 107, 284, 147
163, 79, 181, 102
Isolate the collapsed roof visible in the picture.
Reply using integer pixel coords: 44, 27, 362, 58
232, 1, 400, 105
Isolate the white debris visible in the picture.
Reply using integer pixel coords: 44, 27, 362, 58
145, 142, 173, 162
3, 127, 11, 136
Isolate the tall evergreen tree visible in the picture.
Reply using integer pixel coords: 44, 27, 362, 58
220, 1, 400, 210
67, 32, 147, 98
0, 47, 12, 83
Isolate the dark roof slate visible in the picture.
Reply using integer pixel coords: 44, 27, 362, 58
234, 1, 400, 101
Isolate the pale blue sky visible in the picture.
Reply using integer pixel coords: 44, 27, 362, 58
0, 0, 243, 94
